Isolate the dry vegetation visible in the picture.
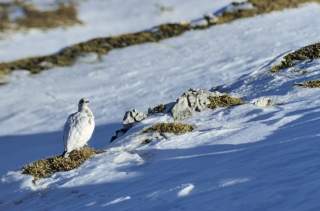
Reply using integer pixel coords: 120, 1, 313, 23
22, 147, 98, 179
272, 43, 320, 72
0, 2, 80, 32
144, 123, 194, 135
207, 95, 243, 109
296, 80, 320, 88
212, 0, 320, 24
1, 0, 320, 76
0, 23, 190, 74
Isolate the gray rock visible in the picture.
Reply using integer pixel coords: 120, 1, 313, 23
111, 109, 147, 142
123, 109, 147, 126
171, 89, 222, 121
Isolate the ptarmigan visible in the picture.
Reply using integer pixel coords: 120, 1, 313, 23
63, 98, 95, 157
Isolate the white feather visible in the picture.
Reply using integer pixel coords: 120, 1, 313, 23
63, 102, 95, 156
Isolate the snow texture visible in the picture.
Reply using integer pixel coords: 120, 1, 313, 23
1, 1, 320, 211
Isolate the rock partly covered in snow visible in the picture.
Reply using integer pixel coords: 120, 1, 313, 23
123, 109, 147, 126
189, 13, 219, 29
252, 97, 273, 107
171, 89, 223, 121
111, 109, 147, 142
190, 18, 209, 28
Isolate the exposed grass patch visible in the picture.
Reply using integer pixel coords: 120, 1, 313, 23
0, 23, 190, 74
144, 123, 194, 135
272, 43, 320, 72
1, 0, 320, 77
250, 0, 320, 12
207, 95, 243, 109
16, 4, 80, 29
22, 147, 98, 179
0, 2, 80, 32
296, 80, 320, 88
215, 0, 320, 24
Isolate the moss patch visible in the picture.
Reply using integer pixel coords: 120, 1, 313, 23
22, 147, 98, 179
296, 80, 320, 88
1, 0, 320, 77
144, 123, 194, 135
207, 95, 243, 109
272, 43, 320, 72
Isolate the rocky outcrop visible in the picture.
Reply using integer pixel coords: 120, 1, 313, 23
171, 89, 221, 121
110, 109, 147, 142
123, 109, 147, 126
111, 89, 243, 142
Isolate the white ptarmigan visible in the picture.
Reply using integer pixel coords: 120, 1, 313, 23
63, 98, 95, 157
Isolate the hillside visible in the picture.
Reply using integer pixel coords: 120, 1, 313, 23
1, 1, 320, 210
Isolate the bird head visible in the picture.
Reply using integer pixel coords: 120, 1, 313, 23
78, 98, 90, 111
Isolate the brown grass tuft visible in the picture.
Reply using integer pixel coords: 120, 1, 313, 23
272, 43, 320, 72
0, 2, 80, 32
144, 122, 194, 135
16, 4, 80, 29
296, 80, 320, 88
22, 147, 98, 179
207, 95, 243, 109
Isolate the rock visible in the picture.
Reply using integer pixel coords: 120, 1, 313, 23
123, 109, 147, 126
204, 13, 219, 24
252, 97, 273, 107
110, 109, 147, 142
190, 18, 208, 29
110, 128, 129, 142
171, 89, 221, 121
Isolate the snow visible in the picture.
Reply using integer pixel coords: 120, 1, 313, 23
101, 196, 131, 207
218, 178, 250, 188
1, 1, 320, 211
0, 0, 235, 61
177, 184, 194, 197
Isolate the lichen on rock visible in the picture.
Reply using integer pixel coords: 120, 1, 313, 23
171, 89, 214, 121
